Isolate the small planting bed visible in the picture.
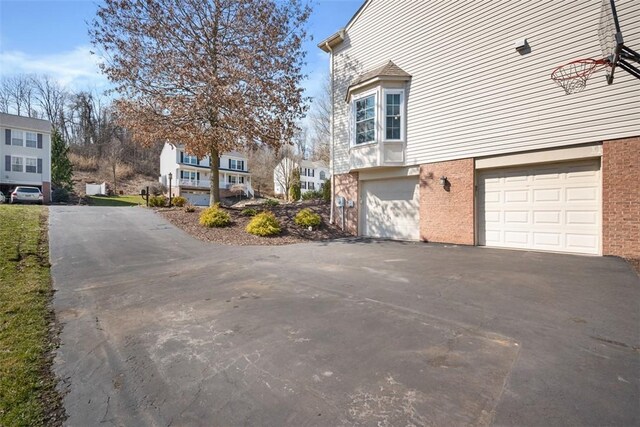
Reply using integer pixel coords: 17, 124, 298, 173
158, 200, 350, 245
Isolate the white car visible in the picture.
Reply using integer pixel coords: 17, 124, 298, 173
0, 191, 5, 203
10, 186, 44, 204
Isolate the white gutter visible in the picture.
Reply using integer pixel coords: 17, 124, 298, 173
325, 41, 336, 225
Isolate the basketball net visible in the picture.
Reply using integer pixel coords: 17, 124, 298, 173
550, 59, 610, 95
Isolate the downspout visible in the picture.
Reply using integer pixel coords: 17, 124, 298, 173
326, 41, 336, 225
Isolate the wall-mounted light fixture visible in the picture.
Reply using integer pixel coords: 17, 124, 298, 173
439, 176, 448, 186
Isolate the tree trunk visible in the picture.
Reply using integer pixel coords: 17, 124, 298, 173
209, 146, 220, 206
112, 163, 117, 195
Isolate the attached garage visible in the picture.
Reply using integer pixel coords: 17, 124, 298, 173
361, 177, 420, 240
182, 191, 210, 206
477, 159, 601, 255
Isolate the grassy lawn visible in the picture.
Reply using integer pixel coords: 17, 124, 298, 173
0, 205, 62, 426
86, 194, 145, 206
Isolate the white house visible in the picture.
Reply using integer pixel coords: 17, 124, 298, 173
319, 0, 639, 260
273, 158, 329, 196
0, 113, 52, 203
159, 143, 252, 206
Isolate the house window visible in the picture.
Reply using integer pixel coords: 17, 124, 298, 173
354, 94, 376, 145
25, 157, 37, 173
26, 132, 37, 148
301, 181, 307, 189
385, 91, 403, 140
12, 156, 23, 172
319, 171, 327, 180
183, 153, 198, 165
12, 130, 24, 146
181, 171, 196, 181
228, 175, 237, 184
239, 176, 245, 184
229, 159, 244, 171
308, 182, 315, 190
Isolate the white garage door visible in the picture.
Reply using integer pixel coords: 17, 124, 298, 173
478, 160, 601, 254
362, 177, 420, 241
182, 191, 210, 206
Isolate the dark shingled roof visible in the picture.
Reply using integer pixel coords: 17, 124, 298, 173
350, 61, 411, 87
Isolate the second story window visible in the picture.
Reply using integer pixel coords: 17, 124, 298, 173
229, 159, 244, 171
385, 91, 404, 140
319, 171, 327, 180
26, 132, 37, 148
11, 156, 23, 172
25, 157, 37, 173
354, 94, 376, 145
182, 153, 198, 165
12, 130, 24, 146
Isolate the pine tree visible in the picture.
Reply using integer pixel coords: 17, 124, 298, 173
51, 129, 73, 191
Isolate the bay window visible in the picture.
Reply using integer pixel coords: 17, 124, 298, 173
354, 94, 376, 145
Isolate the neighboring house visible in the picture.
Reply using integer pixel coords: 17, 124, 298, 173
0, 113, 52, 203
319, 0, 639, 259
273, 158, 330, 195
159, 143, 252, 206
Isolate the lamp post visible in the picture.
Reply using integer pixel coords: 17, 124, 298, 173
168, 172, 173, 207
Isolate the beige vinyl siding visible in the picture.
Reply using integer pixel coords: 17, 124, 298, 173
331, 0, 640, 174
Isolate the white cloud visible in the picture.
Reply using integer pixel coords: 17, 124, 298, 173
0, 45, 110, 91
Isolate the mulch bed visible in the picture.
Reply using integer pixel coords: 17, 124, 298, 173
157, 200, 351, 245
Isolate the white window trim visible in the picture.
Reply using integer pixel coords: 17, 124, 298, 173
25, 132, 38, 148
383, 88, 405, 142
25, 157, 37, 173
351, 89, 378, 147
12, 130, 24, 146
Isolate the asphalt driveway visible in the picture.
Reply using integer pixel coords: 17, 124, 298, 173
49, 206, 639, 426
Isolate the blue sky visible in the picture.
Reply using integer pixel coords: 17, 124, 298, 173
0, 0, 362, 99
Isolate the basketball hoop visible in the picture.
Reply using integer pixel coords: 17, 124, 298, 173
550, 58, 609, 95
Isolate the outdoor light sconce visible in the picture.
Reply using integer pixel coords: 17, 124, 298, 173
439, 176, 448, 186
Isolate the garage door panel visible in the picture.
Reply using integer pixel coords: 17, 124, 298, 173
478, 160, 600, 255
362, 177, 420, 241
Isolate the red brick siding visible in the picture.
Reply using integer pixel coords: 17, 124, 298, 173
42, 181, 51, 204
602, 137, 640, 260
419, 158, 475, 245
333, 172, 359, 235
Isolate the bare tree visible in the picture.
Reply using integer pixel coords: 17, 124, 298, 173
246, 145, 277, 196
90, 0, 310, 206
308, 73, 331, 163
106, 134, 124, 195
273, 144, 300, 202
1, 75, 37, 117
31, 75, 69, 131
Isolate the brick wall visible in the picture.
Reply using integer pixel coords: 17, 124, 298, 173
333, 172, 359, 235
42, 181, 51, 204
419, 158, 475, 245
602, 136, 640, 262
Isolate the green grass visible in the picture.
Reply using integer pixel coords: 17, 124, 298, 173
86, 194, 145, 206
0, 205, 61, 426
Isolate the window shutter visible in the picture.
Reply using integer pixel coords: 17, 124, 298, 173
197, 172, 200, 180
5, 155, 10, 171
180, 152, 184, 163
5, 129, 10, 145
228, 159, 232, 169
37, 134, 43, 149
180, 170, 184, 179
240, 161, 244, 171
37, 158, 43, 174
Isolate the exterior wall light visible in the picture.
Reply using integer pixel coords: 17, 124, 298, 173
439, 176, 447, 186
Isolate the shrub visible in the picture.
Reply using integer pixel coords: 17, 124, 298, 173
301, 190, 323, 201
321, 182, 331, 202
263, 198, 279, 207
241, 208, 258, 217
199, 205, 231, 227
149, 183, 167, 196
52, 188, 70, 203
289, 169, 301, 201
172, 196, 187, 207
294, 208, 322, 228
149, 195, 166, 207
185, 205, 196, 212
246, 211, 281, 236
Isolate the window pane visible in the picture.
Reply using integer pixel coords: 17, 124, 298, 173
26, 132, 37, 148
12, 130, 23, 146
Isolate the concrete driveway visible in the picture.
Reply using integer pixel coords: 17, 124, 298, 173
49, 206, 639, 426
